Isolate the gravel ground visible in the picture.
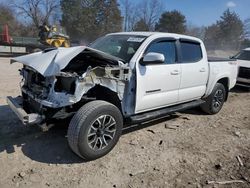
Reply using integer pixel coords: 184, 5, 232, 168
0, 57, 249, 188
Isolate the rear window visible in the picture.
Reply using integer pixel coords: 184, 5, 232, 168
180, 41, 202, 63
235, 50, 250, 61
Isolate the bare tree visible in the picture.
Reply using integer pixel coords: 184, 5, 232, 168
138, 0, 163, 31
244, 18, 250, 38
121, 0, 162, 31
186, 22, 206, 40
11, 0, 60, 28
121, 0, 129, 31
120, 0, 139, 31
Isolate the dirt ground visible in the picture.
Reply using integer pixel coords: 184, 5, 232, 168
0, 57, 249, 188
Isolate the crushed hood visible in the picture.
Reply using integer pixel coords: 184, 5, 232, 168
11, 46, 122, 76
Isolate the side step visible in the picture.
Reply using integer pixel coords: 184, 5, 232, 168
128, 99, 205, 124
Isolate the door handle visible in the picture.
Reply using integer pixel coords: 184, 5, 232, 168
171, 70, 180, 75
200, 68, 206, 72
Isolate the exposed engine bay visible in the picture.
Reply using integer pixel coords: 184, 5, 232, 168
11, 46, 131, 120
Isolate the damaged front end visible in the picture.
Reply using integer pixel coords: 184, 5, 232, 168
7, 46, 131, 126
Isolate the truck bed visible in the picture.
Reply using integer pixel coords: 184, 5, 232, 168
205, 57, 238, 98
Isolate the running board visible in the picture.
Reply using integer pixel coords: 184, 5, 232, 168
128, 99, 205, 124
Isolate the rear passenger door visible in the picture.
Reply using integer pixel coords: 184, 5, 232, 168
178, 39, 209, 102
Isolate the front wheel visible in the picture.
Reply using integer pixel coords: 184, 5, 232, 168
201, 83, 226, 114
67, 101, 123, 160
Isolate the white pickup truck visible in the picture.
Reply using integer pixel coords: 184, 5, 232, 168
7, 32, 238, 160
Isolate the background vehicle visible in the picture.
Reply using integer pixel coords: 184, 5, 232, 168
0, 24, 70, 55
38, 23, 70, 47
0, 24, 47, 54
234, 48, 250, 88
7, 32, 238, 160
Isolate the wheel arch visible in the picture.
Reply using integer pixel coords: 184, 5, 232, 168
205, 76, 230, 100
85, 85, 123, 113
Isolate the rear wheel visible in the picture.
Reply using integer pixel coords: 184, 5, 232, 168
67, 101, 123, 160
201, 83, 226, 114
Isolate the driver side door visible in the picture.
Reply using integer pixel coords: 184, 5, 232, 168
135, 39, 181, 113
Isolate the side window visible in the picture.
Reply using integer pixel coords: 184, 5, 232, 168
180, 41, 202, 63
146, 41, 176, 64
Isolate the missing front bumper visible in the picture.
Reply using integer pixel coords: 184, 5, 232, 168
7, 96, 44, 125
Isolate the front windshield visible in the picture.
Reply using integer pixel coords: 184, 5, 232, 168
90, 35, 146, 62
235, 50, 250, 61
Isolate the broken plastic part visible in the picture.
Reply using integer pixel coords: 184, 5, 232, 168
11, 46, 123, 77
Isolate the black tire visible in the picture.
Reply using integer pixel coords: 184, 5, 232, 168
201, 83, 226, 114
67, 100, 123, 160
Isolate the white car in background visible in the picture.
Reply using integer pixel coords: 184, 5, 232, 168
234, 48, 250, 88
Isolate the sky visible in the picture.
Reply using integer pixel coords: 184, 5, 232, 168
0, 0, 249, 27
133, 0, 250, 26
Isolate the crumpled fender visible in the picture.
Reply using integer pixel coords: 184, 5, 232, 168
11, 46, 87, 76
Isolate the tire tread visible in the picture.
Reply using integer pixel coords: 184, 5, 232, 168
67, 101, 112, 159
201, 83, 226, 114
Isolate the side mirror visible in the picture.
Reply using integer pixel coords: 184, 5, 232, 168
140, 52, 165, 66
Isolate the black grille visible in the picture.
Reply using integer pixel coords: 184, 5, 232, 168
238, 67, 250, 79
23, 95, 42, 113
24, 69, 45, 89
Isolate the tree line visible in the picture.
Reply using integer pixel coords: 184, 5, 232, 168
0, 0, 249, 50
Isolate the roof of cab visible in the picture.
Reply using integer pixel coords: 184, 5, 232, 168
108, 32, 159, 37
243, 48, 250, 51
107, 31, 202, 42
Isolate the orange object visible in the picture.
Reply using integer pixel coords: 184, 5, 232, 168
2, 24, 11, 43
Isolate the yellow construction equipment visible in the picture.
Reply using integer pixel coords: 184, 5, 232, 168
39, 23, 70, 48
